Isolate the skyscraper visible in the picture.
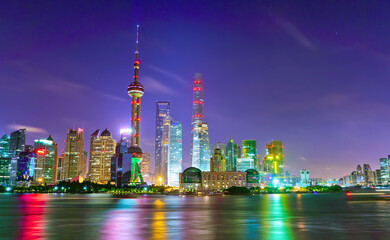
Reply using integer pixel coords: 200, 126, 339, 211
155, 101, 170, 183
159, 115, 171, 185
119, 128, 132, 147
167, 120, 182, 187
263, 140, 284, 176
210, 147, 225, 172
226, 139, 238, 171
242, 140, 258, 171
89, 129, 116, 183
210, 142, 226, 157
62, 128, 86, 180
363, 164, 374, 186
9, 129, 26, 157
141, 152, 152, 184
127, 25, 144, 184
380, 158, 389, 185
17, 148, 35, 182
0, 135, 10, 158
190, 73, 210, 171
34, 135, 58, 184
111, 141, 132, 187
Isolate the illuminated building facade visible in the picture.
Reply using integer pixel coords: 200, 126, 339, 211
168, 121, 182, 187
141, 152, 152, 184
17, 149, 35, 181
236, 157, 254, 172
363, 164, 374, 186
202, 171, 246, 191
210, 148, 225, 172
9, 129, 26, 157
159, 116, 171, 185
89, 129, 116, 183
33, 136, 58, 184
210, 142, 226, 157
242, 140, 258, 171
62, 128, 86, 180
380, 157, 390, 185
56, 154, 64, 182
111, 142, 132, 187
226, 139, 239, 171
0, 135, 10, 158
155, 101, 170, 182
263, 140, 284, 176
119, 128, 132, 148
127, 25, 144, 184
0, 156, 11, 185
300, 169, 310, 187
190, 73, 210, 171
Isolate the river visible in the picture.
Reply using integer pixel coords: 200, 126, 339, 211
0, 193, 389, 239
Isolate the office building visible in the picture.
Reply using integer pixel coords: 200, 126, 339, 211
89, 129, 116, 183
167, 121, 182, 187
210, 147, 225, 172
62, 128, 86, 180
0, 135, 10, 158
380, 157, 390, 185
33, 136, 58, 184
363, 164, 375, 186
141, 152, 152, 184
226, 139, 238, 171
263, 140, 284, 176
9, 129, 26, 157
210, 142, 226, 157
300, 169, 310, 187
155, 101, 170, 183
242, 140, 258, 171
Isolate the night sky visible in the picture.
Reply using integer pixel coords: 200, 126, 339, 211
1, 1, 390, 179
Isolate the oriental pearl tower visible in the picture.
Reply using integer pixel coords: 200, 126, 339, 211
127, 25, 144, 184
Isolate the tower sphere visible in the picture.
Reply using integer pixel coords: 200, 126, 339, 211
127, 81, 144, 97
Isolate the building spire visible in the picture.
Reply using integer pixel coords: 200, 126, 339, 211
133, 25, 140, 83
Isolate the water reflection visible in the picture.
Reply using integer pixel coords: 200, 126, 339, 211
17, 194, 47, 240
262, 194, 292, 240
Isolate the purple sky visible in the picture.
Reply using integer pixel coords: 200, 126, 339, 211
1, 1, 390, 179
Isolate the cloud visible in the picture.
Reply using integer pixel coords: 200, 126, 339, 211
4, 61, 127, 102
274, 16, 315, 50
299, 156, 307, 161
142, 76, 177, 95
147, 65, 188, 85
7, 124, 48, 134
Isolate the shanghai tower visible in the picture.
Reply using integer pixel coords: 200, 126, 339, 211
127, 25, 144, 184
190, 73, 210, 171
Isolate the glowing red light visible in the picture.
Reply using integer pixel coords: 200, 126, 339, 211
36, 149, 46, 155
346, 192, 352, 196
193, 88, 196, 91
198, 88, 201, 90
134, 60, 140, 64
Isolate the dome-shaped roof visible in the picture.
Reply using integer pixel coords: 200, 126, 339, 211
101, 128, 111, 137
246, 169, 260, 183
181, 167, 202, 184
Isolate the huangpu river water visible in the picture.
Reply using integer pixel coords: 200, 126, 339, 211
1, 193, 390, 240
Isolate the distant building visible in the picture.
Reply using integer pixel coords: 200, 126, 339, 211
57, 154, 64, 182
375, 169, 382, 185
17, 149, 35, 182
141, 152, 152, 184
0, 155, 12, 185
380, 157, 390, 185
210, 147, 225, 172
263, 140, 284, 176
167, 121, 182, 187
119, 128, 132, 148
225, 139, 238, 172
236, 158, 254, 172
111, 141, 132, 187
210, 142, 226, 157
300, 169, 310, 187
242, 140, 258, 170
179, 167, 260, 191
155, 101, 170, 184
0, 135, 10, 158
62, 128, 86, 180
9, 129, 26, 157
363, 164, 374, 186
89, 129, 116, 183
33, 136, 58, 184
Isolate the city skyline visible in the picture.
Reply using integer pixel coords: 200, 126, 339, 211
2, 1, 390, 179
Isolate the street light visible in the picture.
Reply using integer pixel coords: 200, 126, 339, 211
158, 177, 163, 186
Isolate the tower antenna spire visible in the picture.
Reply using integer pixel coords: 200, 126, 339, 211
135, 25, 139, 60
